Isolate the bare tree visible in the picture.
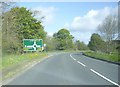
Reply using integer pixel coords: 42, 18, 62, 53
118, 3, 120, 40
97, 15, 118, 53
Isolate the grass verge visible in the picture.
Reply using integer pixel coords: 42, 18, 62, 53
1, 52, 48, 82
83, 51, 120, 63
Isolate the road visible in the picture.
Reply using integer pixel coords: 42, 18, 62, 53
7, 52, 119, 86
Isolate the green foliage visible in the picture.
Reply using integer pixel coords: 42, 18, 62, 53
53, 28, 74, 50
88, 33, 106, 52
44, 36, 57, 51
2, 7, 46, 53
75, 40, 89, 50
10, 7, 46, 40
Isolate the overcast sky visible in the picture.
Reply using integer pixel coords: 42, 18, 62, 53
18, 2, 118, 44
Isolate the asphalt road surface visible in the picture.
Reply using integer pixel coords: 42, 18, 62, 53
7, 52, 119, 86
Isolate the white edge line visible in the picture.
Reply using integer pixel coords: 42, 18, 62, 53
90, 69, 120, 87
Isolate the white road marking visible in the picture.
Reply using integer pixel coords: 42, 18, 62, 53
90, 69, 120, 86
73, 58, 76, 60
77, 61, 86, 67
70, 54, 76, 60
70, 53, 120, 86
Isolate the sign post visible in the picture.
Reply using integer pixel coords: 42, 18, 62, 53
44, 44, 47, 52
23, 39, 43, 51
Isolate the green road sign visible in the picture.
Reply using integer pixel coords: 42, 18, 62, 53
23, 39, 43, 51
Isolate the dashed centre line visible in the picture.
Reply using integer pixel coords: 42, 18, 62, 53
90, 69, 120, 87
70, 53, 120, 86
77, 61, 86, 67
73, 58, 76, 60
70, 54, 86, 67
70, 54, 76, 60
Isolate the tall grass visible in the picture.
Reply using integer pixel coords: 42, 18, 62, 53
1, 52, 48, 80
2, 52, 47, 69
83, 51, 119, 62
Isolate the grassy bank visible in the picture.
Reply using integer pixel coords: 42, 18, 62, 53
1, 52, 48, 81
83, 51, 119, 63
